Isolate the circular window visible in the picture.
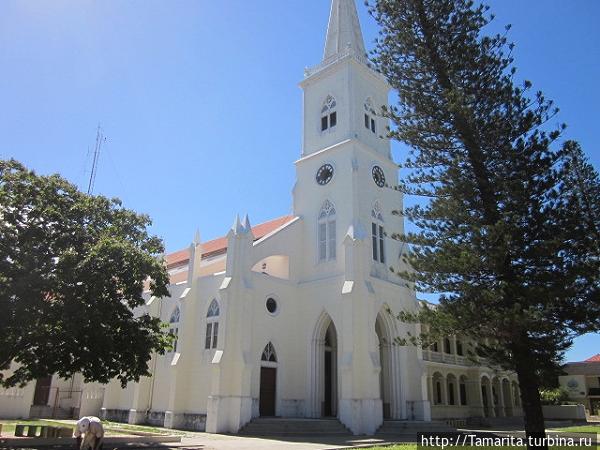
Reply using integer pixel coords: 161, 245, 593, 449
266, 297, 278, 314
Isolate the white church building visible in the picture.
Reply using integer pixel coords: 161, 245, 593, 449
0, 0, 522, 435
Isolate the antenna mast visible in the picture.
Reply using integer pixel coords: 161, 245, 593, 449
87, 125, 105, 195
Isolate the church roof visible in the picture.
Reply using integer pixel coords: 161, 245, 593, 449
323, 0, 367, 61
585, 353, 600, 362
165, 215, 295, 269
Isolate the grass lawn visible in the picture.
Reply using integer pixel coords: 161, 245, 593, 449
0, 419, 71, 435
0, 419, 189, 438
0, 419, 169, 437
363, 446, 417, 450
100, 420, 188, 435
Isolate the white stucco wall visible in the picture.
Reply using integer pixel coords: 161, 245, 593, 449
542, 404, 587, 420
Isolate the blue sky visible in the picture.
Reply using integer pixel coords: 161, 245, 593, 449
1, 0, 598, 362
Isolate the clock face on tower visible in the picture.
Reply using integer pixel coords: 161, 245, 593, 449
316, 164, 334, 185
372, 165, 386, 187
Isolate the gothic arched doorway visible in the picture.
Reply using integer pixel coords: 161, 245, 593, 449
309, 312, 338, 418
259, 342, 278, 416
375, 309, 402, 419
375, 314, 391, 419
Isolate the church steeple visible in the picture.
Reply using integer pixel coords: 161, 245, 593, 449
299, 0, 390, 159
323, 0, 367, 61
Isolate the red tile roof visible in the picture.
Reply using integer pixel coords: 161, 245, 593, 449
165, 215, 295, 268
585, 354, 600, 362
165, 249, 190, 267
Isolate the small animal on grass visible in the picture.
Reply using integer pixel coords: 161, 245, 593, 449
74, 416, 104, 450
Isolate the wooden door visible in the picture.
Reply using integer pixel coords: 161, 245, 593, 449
33, 376, 52, 406
259, 367, 276, 416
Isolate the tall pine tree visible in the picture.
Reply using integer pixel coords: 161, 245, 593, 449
368, 0, 600, 445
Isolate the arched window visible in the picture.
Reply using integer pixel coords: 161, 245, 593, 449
321, 95, 337, 132
456, 339, 464, 356
261, 342, 277, 363
435, 380, 443, 405
318, 200, 336, 262
448, 383, 455, 405
444, 338, 452, 354
447, 375, 457, 405
205, 299, 219, 350
371, 201, 385, 263
169, 306, 180, 353
364, 98, 376, 133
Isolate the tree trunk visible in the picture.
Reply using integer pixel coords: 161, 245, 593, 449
514, 349, 548, 450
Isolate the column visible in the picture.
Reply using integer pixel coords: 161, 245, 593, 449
486, 383, 496, 418
454, 379, 461, 409
427, 375, 434, 406
441, 376, 448, 406
506, 380, 514, 417
452, 337, 458, 364
497, 381, 506, 417
472, 379, 485, 418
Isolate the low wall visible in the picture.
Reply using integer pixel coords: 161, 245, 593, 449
177, 413, 206, 431
542, 404, 586, 420
101, 408, 129, 423
146, 410, 166, 427
431, 405, 472, 419
100, 408, 205, 431
0, 435, 181, 448
0, 385, 35, 419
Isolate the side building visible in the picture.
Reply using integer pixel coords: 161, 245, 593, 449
559, 354, 600, 417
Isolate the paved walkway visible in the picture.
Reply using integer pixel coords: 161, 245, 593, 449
9, 420, 597, 450
171, 433, 401, 450
167, 427, 599, 450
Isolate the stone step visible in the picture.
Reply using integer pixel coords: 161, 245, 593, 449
239, 418, 351, 436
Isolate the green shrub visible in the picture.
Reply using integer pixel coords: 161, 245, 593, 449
540, 387, 570, 405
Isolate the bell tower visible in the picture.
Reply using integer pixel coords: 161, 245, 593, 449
292, 1, 420, 434
300, 0, 391, 159
293, 0, 402, 282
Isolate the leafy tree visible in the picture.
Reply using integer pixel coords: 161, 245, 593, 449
367, 0, 600, 445
539, 388, 569, 406
0, 159, 171, 388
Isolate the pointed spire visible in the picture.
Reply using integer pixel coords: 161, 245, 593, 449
193, 228, 202, 246
231, 214, 245, 235
323, 0, 367, 61
241, 214, 251, 232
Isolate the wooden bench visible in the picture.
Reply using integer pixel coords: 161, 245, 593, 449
14, 424, 26, 437
58, 426, 73, 437
39, 426, 57, 437
13, 424, 73, 438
